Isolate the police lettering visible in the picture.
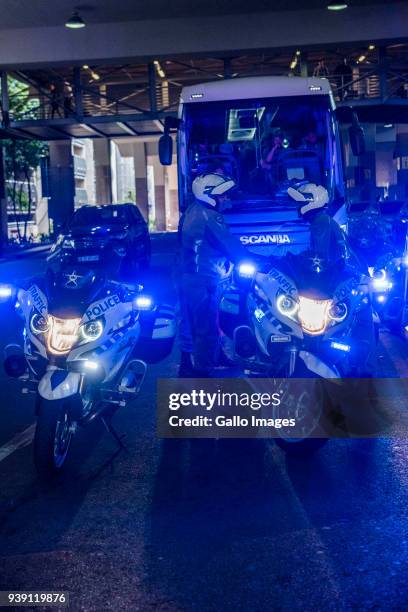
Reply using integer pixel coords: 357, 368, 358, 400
30, 285, 47, 314
86, 295, 120, 319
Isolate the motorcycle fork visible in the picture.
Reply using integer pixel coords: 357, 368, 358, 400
287, 346, 298, 377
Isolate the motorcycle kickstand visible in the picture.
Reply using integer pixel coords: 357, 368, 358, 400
100, 416, 128, 452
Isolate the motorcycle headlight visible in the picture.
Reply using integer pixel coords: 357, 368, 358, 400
81, 319, 104, 341
30, 313, 50, 334
47, 316, 81, 354
328, 301, 348, 323
372, 269, 392, 291
276, 294, 298, 318
298, 296, 332, 335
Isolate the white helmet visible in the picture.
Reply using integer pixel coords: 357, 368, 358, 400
192, 173, 236, 207
287, 183, 329, 217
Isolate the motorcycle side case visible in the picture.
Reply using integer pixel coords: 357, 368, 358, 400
133, 304, 176, 364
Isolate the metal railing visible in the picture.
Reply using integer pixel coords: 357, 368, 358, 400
2, 60, 408, 127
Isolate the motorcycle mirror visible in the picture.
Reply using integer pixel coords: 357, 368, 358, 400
159, 133, 173, 166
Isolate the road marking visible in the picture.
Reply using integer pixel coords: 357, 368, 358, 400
0, 424, 36, 463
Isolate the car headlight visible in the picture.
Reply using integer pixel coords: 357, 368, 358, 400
372, 269, 392, 291
62, 238, 75, 249
30, 313, 50, 334
47, 316, 81, 354
81, 319, 104, 341
298, 296, 332, 335
328, 301, 348, 322
276, 294, 298, 318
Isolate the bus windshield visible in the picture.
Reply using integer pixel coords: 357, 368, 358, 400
179, 94, 337, 209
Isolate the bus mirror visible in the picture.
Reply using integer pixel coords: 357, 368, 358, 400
159, 133, 173, 165
349, 124, 365, 156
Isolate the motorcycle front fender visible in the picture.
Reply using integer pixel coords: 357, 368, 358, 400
38, 367, 82, 401
298, 350, 340, 379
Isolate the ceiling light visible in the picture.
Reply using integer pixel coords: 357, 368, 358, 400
368, 44, 375, 51
327, 1, 348, 10
296, 50, 301, 56
91, 72, 100, 80
358, 55, 367, 63
384, 124, 393, 128
82, 64, 89, 70
65, 11, 86, 29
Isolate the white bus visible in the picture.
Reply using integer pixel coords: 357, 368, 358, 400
160, 75, 364, 255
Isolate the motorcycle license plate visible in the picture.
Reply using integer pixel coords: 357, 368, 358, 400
78, 255, 99, 262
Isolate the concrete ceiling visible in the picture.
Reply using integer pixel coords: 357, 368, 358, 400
0, 0, 401, 30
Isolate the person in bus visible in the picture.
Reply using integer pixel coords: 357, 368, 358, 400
178, 173, 247, 377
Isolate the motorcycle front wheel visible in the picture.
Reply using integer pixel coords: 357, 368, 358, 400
273, 365, 329, 456
33, 398, 74, 480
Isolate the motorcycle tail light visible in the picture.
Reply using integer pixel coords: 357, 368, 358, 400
47, 316, 81, 354
298, 297, 332, 335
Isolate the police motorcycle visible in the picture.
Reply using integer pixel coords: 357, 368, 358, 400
219, 184, 377, 452
2, 261, 175, 480
349, 203, 408, 333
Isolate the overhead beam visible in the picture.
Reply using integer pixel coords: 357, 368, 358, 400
0, 3, 407, 69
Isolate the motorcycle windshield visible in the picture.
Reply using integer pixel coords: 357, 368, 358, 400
282, 252, 351, 299
45, 267, 106, 318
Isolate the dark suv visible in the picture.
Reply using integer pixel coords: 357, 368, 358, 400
48, 203, 151, 277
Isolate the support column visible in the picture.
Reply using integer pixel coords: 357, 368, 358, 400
48, 141, 75, 234
165, 161, 179, 231
1, 72, 10, 127
93, 139, 112, 204
146, 144, 166, 232
0, 146, 8, 252
132, 142, 149, 221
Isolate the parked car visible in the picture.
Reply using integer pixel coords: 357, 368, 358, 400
48, 203, 151, 278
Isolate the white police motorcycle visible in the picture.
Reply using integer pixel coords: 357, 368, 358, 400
219, 249, 376, 453
3, 266, 175, 479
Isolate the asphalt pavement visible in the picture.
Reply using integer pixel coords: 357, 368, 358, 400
0, 236, 408, 611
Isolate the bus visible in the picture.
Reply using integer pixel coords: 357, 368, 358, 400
160, 75, 363, 255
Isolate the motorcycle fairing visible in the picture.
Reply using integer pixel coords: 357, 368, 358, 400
298, 350, 340, 378
38, 366, 81, 400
